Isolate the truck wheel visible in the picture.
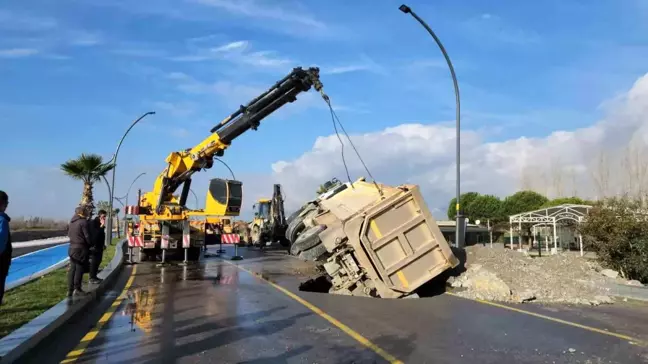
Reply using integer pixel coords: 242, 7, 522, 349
286, 205, 307, 225
291, 225, 327, 255
286, 204, 318, 243
299, 243, 328, 261
251, 225, 262, 245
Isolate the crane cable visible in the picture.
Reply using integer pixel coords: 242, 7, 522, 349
319, 91, 383, 196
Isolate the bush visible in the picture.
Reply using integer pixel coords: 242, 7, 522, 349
580, 197, 648, 283
9, 216, 68, 231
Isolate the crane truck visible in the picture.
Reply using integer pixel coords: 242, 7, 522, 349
125, 65, 459, 300
125, 66, 324, 262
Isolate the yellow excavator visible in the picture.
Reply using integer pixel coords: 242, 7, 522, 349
125, 67, 324, 262
248, 184, 289, 248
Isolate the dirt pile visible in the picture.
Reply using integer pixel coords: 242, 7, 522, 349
449, 245, 627, 305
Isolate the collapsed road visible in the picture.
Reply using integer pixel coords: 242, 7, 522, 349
23, 246, 648, 364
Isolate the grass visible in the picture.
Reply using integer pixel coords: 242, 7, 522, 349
0, 237, 122, 339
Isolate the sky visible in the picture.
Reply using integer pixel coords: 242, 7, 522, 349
1, 0, 647, 221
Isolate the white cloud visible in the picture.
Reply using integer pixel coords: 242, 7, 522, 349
68, 31, 103, 47
269, 73, 648, 216
170, 40, 293, 69
0, 48, 39, 58
189, 0, 326, 29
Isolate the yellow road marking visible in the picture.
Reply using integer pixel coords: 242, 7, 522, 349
445, 292, 647, 345
224, 260, 404, 364
61, 265, 137, 364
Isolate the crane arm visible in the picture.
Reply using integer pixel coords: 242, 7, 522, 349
143, 66, 323, 216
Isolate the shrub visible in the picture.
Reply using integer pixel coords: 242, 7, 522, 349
580, 196, 648, 283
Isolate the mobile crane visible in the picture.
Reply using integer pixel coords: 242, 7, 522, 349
126, 67, 324, 262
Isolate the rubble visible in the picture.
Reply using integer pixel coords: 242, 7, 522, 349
449, 245, 633, 305
600, 269, 619, 279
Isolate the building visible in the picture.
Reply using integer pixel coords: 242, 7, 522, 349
436, 220, 490, 246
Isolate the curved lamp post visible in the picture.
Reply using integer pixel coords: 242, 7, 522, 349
124, 172, 147, 207
399, 4, 464, 248
215, 157, 236, 180
104, 111, 155, 247
189, 188, 199, 209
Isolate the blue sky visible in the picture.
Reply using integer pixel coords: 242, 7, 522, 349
1, 0, 647, 220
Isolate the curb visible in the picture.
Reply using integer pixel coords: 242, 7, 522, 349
0, 240, 127, 363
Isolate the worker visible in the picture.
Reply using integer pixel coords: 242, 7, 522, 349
0, 190, 12, 306
67, 205, 92, 297
89, 209, 107, 284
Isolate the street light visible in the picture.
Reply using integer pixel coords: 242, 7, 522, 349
189, 188, 199, 209
399, 4, 464, 248
125, 172, 147, 207
104, 111, 156, 247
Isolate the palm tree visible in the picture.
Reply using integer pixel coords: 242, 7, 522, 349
60, 153, 114, 208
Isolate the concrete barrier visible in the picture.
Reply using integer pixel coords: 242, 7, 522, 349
0, 240, 127, 363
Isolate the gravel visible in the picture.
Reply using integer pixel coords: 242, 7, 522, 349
450, 245, 624, 305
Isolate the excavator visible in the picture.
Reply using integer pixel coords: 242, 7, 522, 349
125, 66, 324, 262
249, 184, 289, 248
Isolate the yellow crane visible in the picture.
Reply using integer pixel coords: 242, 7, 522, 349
125, 67, 323, 262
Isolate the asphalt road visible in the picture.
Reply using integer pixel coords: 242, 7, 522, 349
24, 246, 648, 364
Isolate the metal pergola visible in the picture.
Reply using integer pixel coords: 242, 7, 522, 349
509, 204, 593, 256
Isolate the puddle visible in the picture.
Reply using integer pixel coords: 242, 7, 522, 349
122, 287, 156, 333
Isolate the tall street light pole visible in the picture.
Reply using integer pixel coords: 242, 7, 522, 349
125, 172, 147, 207
189, 188, 199, 209
104, 111, 155, 248
399, 4, 464, 248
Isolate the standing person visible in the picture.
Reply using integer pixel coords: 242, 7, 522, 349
89, 209, 107, 284
0, 191, 12, 306
67, 205, 92, 297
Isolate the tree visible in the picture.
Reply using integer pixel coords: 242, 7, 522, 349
590, 149, 611, 199
501, 190, 549, 217
621, 139, 648, 202
501, 190, 549, 249
580, 197, 648, 282
540, 196, 589, 208
550, 157, 565, 198
60, 153, 114, 208
468, 194, 503, 223
447, 192, 480, 220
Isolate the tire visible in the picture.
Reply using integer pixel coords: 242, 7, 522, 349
285, 205, 318, 243
251, 225, 262, 245
299, 243, 328, 261
286, 205, 307, 226
291, 225, 327, 254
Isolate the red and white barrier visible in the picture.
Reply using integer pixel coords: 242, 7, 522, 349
125, 205, 140, 215
127, 236, 144, 247
221, 234, 240, 244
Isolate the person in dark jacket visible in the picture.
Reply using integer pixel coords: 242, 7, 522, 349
67, 205, 92, 297
0, 191, 12, 306
88, 209, 107, 284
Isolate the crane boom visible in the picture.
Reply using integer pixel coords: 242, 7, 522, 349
138, 66, 323, 219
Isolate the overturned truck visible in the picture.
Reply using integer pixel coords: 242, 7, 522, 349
286, 177, 459, 298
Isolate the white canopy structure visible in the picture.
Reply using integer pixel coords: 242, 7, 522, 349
508, 204, 593, 256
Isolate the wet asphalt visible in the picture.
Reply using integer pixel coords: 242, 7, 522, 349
24, 246, 648, 364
